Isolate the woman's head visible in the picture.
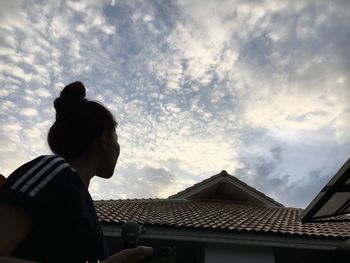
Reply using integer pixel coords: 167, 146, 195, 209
48, 81, 118, 164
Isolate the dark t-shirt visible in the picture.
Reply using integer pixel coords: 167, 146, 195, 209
0, 155, 109, 262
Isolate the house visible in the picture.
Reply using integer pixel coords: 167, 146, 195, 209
95, 170, 350, 263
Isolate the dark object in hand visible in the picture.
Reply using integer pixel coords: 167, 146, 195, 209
121, 220, 141, 249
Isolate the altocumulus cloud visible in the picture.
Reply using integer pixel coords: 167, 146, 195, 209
20, 108, 38, 117
0, 0, 349, 208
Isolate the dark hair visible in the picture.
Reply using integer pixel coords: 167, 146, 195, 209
48, 81, 117, 160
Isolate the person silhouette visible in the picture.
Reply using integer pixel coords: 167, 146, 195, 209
0, 81, 153, 263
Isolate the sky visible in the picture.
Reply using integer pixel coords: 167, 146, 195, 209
0, 0, 349, 208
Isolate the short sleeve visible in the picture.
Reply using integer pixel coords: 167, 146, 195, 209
2, 156, 104, 262
0, 155, 74, 216
0, 156, 44, 213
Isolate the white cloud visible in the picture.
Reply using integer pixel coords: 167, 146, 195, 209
118, 105, 241, 181
165, 24, 217, 83
0, 46, 16, 58
143, 14, 154, 23
20, 108, 38, 117
23, 126, 41, 140
50, 15, 70, 39
0, 64, 32, 82
3, 33, 17, 49
101, 24, 116, 35
210, 89, 226, 104
236, 67, 349, 143
0, 122, 22, 145
165, 103, 181, 113
337, 77, 346, 84
36, 88, 51, 98
22, 54, 35, 65
33, 64, 50, 80
76, 24, 88, 33
69, 39, 81, 59
334, 109, 350, 143
0, 100, 15, 111
67, 1, 87, 12
0, 89, 9, 97
0, 0, 27, 30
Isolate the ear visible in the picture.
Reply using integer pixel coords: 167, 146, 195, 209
101, 131, 109, 151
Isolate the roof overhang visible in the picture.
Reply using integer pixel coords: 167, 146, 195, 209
101, 224, 344, 251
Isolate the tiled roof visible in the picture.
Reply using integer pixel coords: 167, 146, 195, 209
95, 199, 350, 240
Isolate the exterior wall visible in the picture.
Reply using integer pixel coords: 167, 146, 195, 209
205, 243, 275, 263
273, 247, 350, 263
105, 235, 203, 263
102, 225, 347, 263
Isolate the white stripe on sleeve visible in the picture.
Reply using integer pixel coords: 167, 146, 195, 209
28, 163, 69, 197
19, 157, 65, 193
11, 155, 54, 190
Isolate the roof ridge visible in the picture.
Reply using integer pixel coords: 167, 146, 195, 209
168, 170, 284, 207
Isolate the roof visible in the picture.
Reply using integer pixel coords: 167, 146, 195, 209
168, 170, 284, 207
95, 198, 350, 240
300, 157, 350, 223
95, 170, 350, 241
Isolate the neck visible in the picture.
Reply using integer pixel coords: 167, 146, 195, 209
68, 154, 96, 189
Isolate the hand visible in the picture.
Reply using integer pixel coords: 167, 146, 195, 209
102, 246, 153, 263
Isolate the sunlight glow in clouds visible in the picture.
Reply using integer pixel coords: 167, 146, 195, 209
0, 0, 349, 208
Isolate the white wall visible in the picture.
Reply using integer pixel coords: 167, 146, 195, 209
205, 243, 275, 263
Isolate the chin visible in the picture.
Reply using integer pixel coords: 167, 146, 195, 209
97, 173, 113, 179
105, 173, 114, 179
98, 169, 115, 179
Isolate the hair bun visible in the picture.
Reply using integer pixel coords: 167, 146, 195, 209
54, 81, 87, 119
60, 81, 86, 102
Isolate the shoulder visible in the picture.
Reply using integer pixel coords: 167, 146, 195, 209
0, 155, 77, 209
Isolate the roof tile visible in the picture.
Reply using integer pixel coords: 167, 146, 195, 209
95, 199, 350, 239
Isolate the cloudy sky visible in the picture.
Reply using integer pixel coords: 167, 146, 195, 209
0, 0, 349, 208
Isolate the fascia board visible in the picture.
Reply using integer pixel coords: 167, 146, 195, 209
101, 224, 343, 251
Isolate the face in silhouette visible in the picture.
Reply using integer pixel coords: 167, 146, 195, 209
96, 131, 120, 179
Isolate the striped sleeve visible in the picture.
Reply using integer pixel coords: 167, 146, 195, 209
0, 155, 71, 209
